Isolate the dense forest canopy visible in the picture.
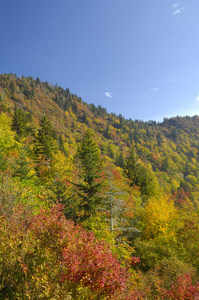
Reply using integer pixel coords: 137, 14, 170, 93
0, 73, 199, 299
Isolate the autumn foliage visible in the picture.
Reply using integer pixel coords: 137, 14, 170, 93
1, 74, 199, 299
0, 203, 130, 299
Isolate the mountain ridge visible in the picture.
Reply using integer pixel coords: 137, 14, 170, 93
1, 73, 199, 198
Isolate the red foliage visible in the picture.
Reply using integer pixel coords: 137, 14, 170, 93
131, 256, 141, 266
159, 274, 199, 300
178, 217, 198, 244
61, 231, 127, 296
173, 188, 191, 207
29, 204, 128, 297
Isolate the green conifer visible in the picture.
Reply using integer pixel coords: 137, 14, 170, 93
125, 146, 159, 198
12, 105, 28, 138
73, 130, 104, 220
34, 115, 53, 160
13, 147, 34, 181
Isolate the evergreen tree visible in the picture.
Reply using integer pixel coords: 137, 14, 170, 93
31, 81, 36, 97
82, 111, 88, 124
73, 130, 104, 220
125, 146, 159, 198
12, 106, 28, 138
119, 114, 125, 129
157, 131, 162, 147
34, 115, 54, 160
50, 176, 68, 203
104, 124, 111, 139
139, 167, 158, 198
51, 128, 57, 140
124, 146, 139, 186
33, 115, 55, 181
9, 81, 15, 96
161, 155, 169, 172
115, 151, 125, 168
23, 83, 31, 98
36, 77, 41, 85
13, 147, 34, 181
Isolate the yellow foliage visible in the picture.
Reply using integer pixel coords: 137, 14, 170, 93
169, 178, 179, 191
139, 128, 146, 137
94, 119, 100, 124
64, 111, 70, 118
68, 108, 77, 121
0, 113, 18, 151
141, 196, 178, 241
51, 151, 73, 177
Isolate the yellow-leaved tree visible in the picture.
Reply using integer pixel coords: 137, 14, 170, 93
0, 113, 18, 151
141, 196, 178, 241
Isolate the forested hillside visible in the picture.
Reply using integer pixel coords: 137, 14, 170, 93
0, 73, 199, 299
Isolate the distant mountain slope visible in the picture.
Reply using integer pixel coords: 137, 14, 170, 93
1, 73, 199, 198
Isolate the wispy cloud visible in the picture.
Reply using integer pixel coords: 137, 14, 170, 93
105, 92, 114, 98
196, 95, 199, 101
172, 3, 180, 9
174, 6, 185, 15
151, 88, 159, 91
172, 3, 185, 15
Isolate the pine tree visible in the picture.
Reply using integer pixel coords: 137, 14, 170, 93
31, 81, 36, 97
124, 146, 139, 186
33, 115, 55, 180
13, 147, 34, 181
115, 151, 125, 168
9, 81, 15, 96
34, 115, 53, 160
12, 105, 28, 138
73, 130, 104, 220
125, 146, 159, 198
50, 176, 68, 203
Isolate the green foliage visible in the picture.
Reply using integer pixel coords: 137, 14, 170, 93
115, 151, 125, 168
125, 146, 139, 184
34, 115, 54, 160
49, 175, 71, 211
0, 173, 21, 217
1, 74, 199, 298
9, 81, 15, 96
12, 105, 31, 138
72, 130, 104, 220
125, 146, 159, 198
31, 81, 36, 97
32, 115, 56, 182
0, 148, 7, 172
58, 134, 69, 157
12, 146, 35, 181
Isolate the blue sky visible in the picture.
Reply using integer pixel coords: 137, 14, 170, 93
1, 0, 199, 122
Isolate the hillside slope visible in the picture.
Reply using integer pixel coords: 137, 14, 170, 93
1, 73, 199, 198
0, 73, 199, 298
